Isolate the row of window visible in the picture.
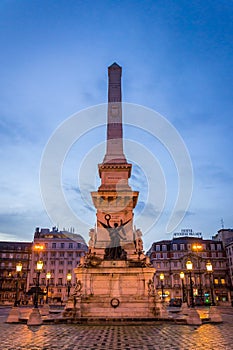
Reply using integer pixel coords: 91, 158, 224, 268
155, 260, 226, 269
32, 278, 75, 285
38, 242, 85, 249
156, 278, 226, 286
35, 252, 82, 258
154, 252, 223, 259
0, 253, 30, 259
33, 260, 79, 268
0, 262, 28, 268
155, 243, 223, 251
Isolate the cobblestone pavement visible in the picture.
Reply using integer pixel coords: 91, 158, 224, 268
0, 307, 233, 350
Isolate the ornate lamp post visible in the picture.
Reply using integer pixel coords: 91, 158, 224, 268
192, 243, 203, 300
34, 260, 43, 308
206, 262, 215, 306
67, 273, 72, 298
46, 272, 51, 304
180, 271, 186, 302
160, 273, 165, 302
14, 262, 22, 307
186, 260, 194, 307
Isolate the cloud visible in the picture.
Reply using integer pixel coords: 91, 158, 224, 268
0, 232, 19, 241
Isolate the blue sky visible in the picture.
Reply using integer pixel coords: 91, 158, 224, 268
0, 0, 233, 250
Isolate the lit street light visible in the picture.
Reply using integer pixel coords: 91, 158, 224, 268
34, 260, 43, 308
67, 273, 72, 298
192, 243, 203, 301
14, 262, 22, 307
160, 273, 165, 302
46, 272, 51, 304
206, 262, 215, 306
186, 260, 194, 307
180, 271, 186, 303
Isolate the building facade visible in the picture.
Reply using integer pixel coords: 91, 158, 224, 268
27, 227, 88, 303
0, 241, 32, 304
213, 229, 233, 303
148, 229, 231, 305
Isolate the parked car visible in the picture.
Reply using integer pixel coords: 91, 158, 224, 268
169, 298, 182, 307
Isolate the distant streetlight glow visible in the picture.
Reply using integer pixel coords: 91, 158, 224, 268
37, 260, 43, 271
186, 260, 193, 271
34, 244, 44, 250
186, 260, 194, 307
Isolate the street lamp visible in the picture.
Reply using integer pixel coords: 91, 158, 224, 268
46, 272, 51, 304
14, 262, 22, 307
186, 260, 194, 307
160, 273, 165, 302
180, 271, 186, 303
67, 273, 72, 298
206, 262, 215, 306
34, 260, 43, 308
192, 243, 203, 301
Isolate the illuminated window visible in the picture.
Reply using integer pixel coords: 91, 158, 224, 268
214, 278, 219, 284
220, 278, 226, 285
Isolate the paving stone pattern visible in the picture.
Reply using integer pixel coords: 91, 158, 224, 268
0, 309, 233, 350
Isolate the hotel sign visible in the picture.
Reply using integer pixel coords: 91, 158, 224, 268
173, 229, 202, 238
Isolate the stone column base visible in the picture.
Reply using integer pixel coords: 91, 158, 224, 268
27, 308, 43, 326
6, 307, 21, 323
40, 304, 50, 316
186, 308, 202, 325
209, 306, 223, 323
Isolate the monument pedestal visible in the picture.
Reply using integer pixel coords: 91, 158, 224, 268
27, 308, 43, 326
72, 260, 157, 319
209, 306, 223, 323
186, 308, 202, 325
6, 307, 21, 323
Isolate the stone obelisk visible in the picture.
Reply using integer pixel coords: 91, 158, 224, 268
91, 63, 139, 260
69, 63, 157, 321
